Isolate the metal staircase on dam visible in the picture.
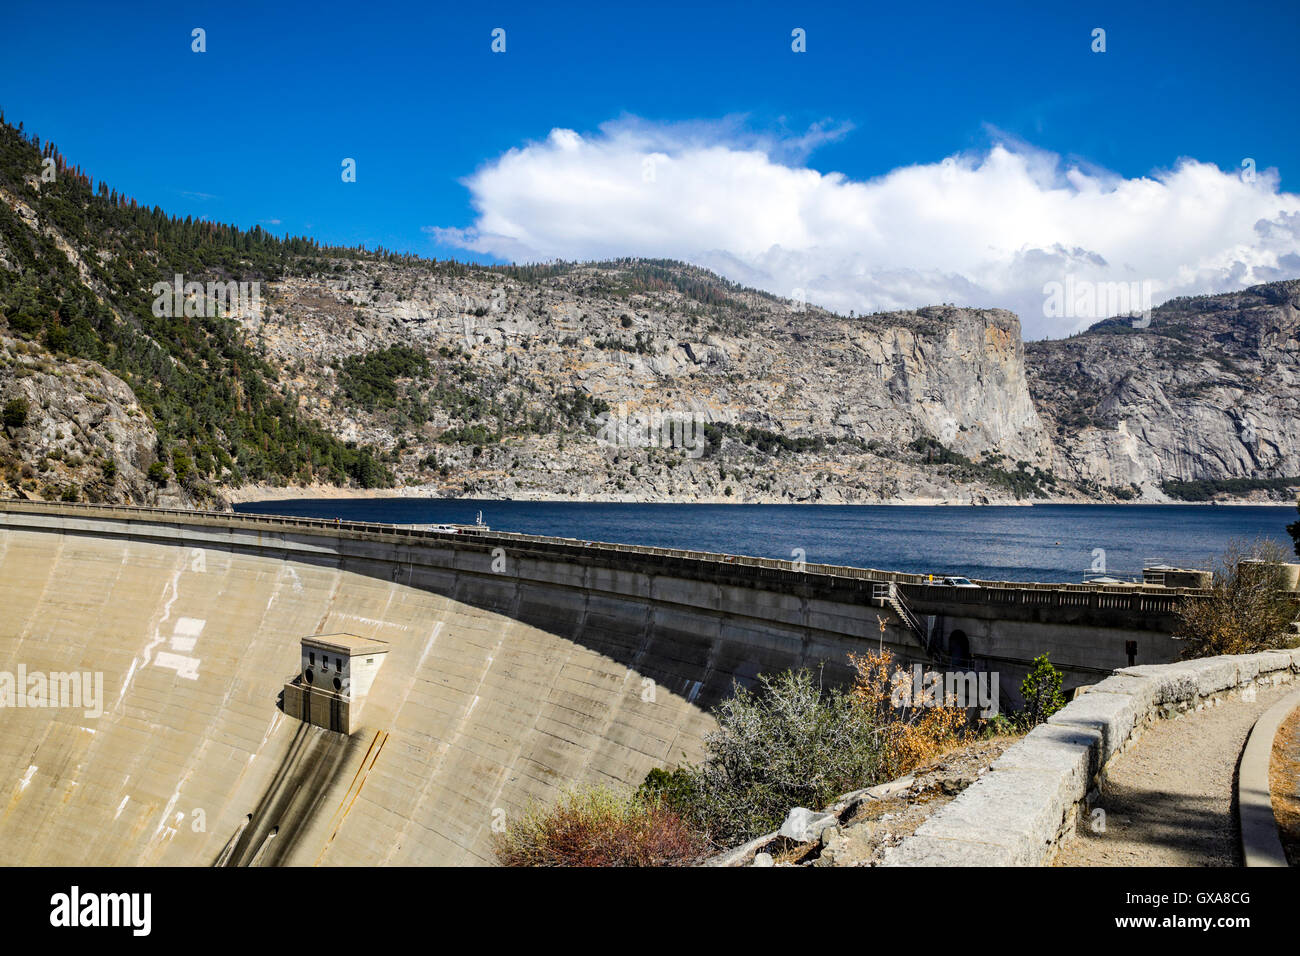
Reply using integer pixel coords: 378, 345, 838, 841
874, 582, 946, 662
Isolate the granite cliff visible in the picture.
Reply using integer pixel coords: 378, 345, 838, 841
1026, 280, 1300, 501
247, 258, 1059, 503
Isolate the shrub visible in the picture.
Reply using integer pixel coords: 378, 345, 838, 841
1019, 654, 1065, 727
681, 668, 881, 845
172, 450, 194, 484
493, 785, 705, 867
147, 461, 168, 485
848, 649, 975, 781
1175, 538, 1299, 657
2, 397, 29, 430
438, 424, 495, 446
635, 766, 701, 821
979, 713, 1018, 738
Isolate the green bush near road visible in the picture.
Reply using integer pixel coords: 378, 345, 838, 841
1018, 654, 1066, 727
649, 669, 882, 847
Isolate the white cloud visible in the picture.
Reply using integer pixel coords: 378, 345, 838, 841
428, 119, 1300, 339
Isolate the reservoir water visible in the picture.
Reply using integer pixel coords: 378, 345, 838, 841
232, 499, 1298, 584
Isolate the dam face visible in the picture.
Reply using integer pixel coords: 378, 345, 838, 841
0, 525, 723, 865
0, 503, 1194, 865
0, 506, 909, 866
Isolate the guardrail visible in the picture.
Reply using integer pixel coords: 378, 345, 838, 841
0, 498, 899, 586
0, 499, 1226, 616
897, 580, 1195, 615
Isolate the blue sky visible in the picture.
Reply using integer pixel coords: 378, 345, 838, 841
3, 0, 1299, 335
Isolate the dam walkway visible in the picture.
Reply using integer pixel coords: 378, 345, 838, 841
0, 498, 1210, 616
0, 498, 1221, 696
1056, 680, 1296, 866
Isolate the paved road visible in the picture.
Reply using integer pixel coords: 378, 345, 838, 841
1057, 681, 1293, 866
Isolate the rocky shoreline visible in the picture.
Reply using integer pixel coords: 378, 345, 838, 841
224, 482, 1292, 509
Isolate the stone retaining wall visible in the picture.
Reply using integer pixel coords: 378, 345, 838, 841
883, 649, 1300, 866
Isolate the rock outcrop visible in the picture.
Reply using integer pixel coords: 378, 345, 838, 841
246, 260, 1063, 503
0, 335, 218, 508
1026, 280, 1300, 498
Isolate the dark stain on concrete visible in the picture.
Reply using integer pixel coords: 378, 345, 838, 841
215, 722, 366, 866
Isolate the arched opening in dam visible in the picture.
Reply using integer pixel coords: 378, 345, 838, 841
948, 629, 970, 667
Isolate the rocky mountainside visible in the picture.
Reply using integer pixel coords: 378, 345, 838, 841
247, 258, 1062, 504
1, 113, 1296, 507
0, 333, 206, 507
1026, 281, 1300, 500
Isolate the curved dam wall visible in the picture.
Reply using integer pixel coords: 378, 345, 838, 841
0, 505, 917, 866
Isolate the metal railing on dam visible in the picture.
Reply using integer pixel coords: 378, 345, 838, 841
0, 498, 1215, 624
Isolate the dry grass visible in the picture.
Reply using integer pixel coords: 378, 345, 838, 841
1269, 704, 1300, 866
493, 785, 708, 867
848, 649, 975, 781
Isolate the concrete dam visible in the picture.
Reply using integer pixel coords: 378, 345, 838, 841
0, 502, 1200, 865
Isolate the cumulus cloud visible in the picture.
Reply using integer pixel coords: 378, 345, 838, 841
428, 118, 1300, 339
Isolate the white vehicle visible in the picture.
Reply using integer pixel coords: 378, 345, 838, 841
940, 576, 980, 588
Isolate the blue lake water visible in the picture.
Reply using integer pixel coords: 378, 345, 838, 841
231, 499, 1299, 584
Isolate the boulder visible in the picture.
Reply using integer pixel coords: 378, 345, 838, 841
778, 807, 837, 843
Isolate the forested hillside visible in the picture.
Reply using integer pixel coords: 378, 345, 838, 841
0, 113, 390, 502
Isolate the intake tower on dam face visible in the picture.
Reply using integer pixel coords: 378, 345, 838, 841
282, 633, 390, 735
0, 502, 1195, 865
